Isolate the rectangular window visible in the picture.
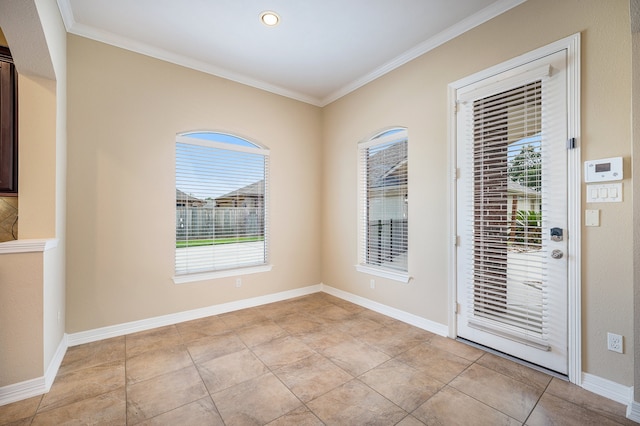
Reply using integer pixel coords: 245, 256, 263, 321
357, 128, 408, 281
175, 133, 269, 282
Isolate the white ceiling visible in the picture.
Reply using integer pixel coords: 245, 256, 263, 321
57, 0, 524, 106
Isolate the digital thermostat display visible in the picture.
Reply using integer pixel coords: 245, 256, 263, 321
584, 157, 623, 182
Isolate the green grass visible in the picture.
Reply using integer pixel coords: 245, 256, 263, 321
176, 236, 264, 248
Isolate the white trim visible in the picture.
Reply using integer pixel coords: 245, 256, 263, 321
67, 284, 321, 346
321, 284, 448, 336
565, 33, 582, 386
581, 372, 634, 406
321, 0, 526, 106
355, 264, 410, 284
447, 33, 581, 382
627, 400, 640, 422
0, 238, 59, 254
0, 335, 67, 407
0, 377, 47, 407
176, 135, 270, 156
173, 264, 273, 284
44, 335, 68, 391
56, 0, 524, 107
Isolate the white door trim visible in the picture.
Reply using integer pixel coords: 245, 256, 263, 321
447, 33, 581, 384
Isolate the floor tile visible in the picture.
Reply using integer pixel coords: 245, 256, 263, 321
413, 386, 521, 426
0, 395, 41, 425
39, 360, 125, 412
321, 338, 391, 376
395, 415, 426, 426
337, 315, 385, 337
175, 315, 229, 342
32, 388, 125, 426
197, 348, 269, 394
306, 379, 407, 426
125, 325, 183, 358
358, 324, 430, 357
254, 300, 301, 318
126, 345, 193, 384
235, 319, 288, 348
297, 328, 355, 352
273, 312, 324, 335
126, 365, 208, 424
1, 417, 33, 426
476, 352, 552, 392
135, 396, 224, 426
544, 377, 635, 425
266, 406, 324, 426
449, 363, 542, 422
397, 342, 472, 383
308, 303, 355, 324
526, 392, 622, 426
252, 335, 316, 369
355, 309, 402, 327
360, 358, 444, 412
186, 331, 246, 364
212, 373, 302, 425
274, 353, 353, 402
218, 308, 267, 329
428, 335, 485, 361
57, 336, 125, 375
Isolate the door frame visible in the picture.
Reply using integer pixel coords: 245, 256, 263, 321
447, 33, 581, 384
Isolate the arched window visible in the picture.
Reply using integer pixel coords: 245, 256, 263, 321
357, 128, 409, 281
175, 132, 270, 281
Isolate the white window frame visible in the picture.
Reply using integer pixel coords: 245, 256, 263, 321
173, 131, 272, 284
355, 128, 410, 283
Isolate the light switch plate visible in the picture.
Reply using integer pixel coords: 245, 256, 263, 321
585, 209, 600, 227
586, 183, 622, 203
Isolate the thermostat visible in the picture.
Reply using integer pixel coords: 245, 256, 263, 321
584, 157, 623, 182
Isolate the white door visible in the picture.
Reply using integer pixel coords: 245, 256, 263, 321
455, 49, 569, 374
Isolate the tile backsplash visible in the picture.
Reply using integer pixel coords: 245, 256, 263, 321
0, 197, 18, 242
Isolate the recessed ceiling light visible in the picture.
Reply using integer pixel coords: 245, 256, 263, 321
260, 11, 280, 27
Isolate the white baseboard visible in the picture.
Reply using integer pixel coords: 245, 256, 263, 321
44, 335, 68, 390
627, 400, 640, 422
321, 284, 449, 336
581, 372, 635, 411
67, 284, 323, 346
0, 335, 68, 407
0, 376, 47, 407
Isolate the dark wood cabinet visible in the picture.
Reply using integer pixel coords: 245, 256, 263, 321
0, 46, 17, 195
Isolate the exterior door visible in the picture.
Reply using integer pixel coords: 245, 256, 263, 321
455, 49, 568, 374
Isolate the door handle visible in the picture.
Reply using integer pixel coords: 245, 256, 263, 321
551, 249, 563, 259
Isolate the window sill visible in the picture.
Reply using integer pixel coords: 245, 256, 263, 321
355, 264, 411, 283
173, 264, 273, 284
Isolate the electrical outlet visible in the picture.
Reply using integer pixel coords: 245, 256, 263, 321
370, 279, 375, 289
607, 332, 623, 353
235, 278, 242, 288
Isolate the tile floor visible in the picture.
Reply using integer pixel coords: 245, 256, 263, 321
0, 293, 635, 425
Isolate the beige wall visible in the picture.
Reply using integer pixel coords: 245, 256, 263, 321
322, 0, 634, 386
0, 0, 67, 389
0, 252, 44, 386
66, 35, 323, 332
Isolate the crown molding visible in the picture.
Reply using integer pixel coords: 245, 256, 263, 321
57, 0, 525, 107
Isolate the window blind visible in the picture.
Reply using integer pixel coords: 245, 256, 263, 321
359, 129, 408, 273
461, 80, 550, 344
175, 133, 269, 275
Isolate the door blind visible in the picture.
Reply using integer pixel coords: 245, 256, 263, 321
464, 80, 548, 343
